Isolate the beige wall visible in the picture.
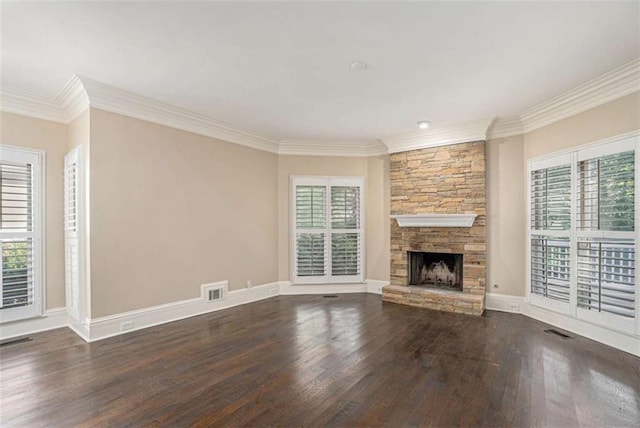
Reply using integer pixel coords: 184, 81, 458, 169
0, 112, 68, 309
89, 109, 279, 318
524, 92, 640, 159
277, 154, 390, 282
486, 135, 525, 296
365, 155, 390, 281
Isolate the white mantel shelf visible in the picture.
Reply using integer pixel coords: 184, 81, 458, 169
391, 214, 478, 228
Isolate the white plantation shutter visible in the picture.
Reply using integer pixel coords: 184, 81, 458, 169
292, 177, 364, 284
577, 239, 635, 318
577, 150, 635, 231
64, 148, 82, 322
529, 158, 571, 307
295, 185, 327, 280
1, 146, 43, 323
1, 238, 34, 309
531, 165, 572, 230
331, 186, 361, 277
575, 146, 635, 329
530, 236, 571, 303
528, 136, 638, 334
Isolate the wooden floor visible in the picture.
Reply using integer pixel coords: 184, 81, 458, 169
1, 294, 639, 427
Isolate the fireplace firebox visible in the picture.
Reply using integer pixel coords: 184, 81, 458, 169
408, 251, 463, 291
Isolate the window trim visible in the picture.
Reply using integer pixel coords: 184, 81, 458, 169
0, 144, 45, 324
526, 132, 639, 337
290, 175, 365, 284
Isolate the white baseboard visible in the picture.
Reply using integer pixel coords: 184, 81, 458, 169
278, 279, 388, 296
279, 281, 365, 295
5, 283, 637, 357
0, 308, 68, 341
86, 281, 280, 342
485, 293, 639, 357
522, 303, 640, 357
78, 279, 388, 342
485, 293, 525, 313
366, 279, 387, 295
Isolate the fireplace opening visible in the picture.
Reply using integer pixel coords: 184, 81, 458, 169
408, 251, 463, 291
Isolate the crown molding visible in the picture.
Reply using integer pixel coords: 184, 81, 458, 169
74, 76, 281, 154
519, 58, 640, 134
0, 86, 69, 123
487, 116, 524, 139
381, 118, 493, 154
2, 58, 638, 155
279, 139, 388, 157
57, 75, 90, 121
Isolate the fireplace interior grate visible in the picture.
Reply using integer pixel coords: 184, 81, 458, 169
544, 329, 572, 339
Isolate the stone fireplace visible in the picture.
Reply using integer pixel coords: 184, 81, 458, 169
382, 140, 486, 316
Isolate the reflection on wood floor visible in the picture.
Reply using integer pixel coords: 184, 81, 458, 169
1, 294, 639, 427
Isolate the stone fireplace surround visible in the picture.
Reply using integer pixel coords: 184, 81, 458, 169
382, 140, 486, 316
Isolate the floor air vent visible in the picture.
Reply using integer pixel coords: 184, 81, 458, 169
544, 329, 572, 339
323, 295, 339, 298
0, 337, 33, 347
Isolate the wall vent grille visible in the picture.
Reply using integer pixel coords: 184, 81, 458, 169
201, 281, 228, 302
208, 288, 222, 301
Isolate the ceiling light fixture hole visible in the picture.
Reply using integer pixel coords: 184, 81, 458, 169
350, 61, 368, 71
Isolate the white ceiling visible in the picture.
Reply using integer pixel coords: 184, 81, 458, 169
2, 1, 639, 144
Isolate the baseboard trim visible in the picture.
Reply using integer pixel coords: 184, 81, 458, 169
522, 303, 640, 357
75, 279, 389, 342
485, 293, 525, 314
6, 285, 636, 356
0, 308, 68, 341
366, 279, 387, 295
485, 293, 639, 357
86, 281, 281, 342
278, 279, 388, 296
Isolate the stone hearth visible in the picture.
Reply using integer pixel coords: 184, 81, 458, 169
383, 285, 484, 316
383, 140, 487, 315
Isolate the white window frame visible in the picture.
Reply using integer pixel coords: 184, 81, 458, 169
0, 145, 45, 323
290, 176, 365, 284
526, 132, 639, 336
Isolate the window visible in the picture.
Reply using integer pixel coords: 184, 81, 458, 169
1, 146, 44, 323
528, 136, 637, 334
292, 177, 364, 284
530, 157, 572, 310
576, 147, 635, 329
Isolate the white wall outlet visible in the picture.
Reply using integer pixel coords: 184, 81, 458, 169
246, 280, 252, 288
508, 303, 520, 311
120, 320, 134, 331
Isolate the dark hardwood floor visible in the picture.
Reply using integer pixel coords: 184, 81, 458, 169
1, 294, 639, 427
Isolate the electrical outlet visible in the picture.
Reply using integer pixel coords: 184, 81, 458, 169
508, 303, 520, 311
120, 321, 134, 331
246, 280, 252, 288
